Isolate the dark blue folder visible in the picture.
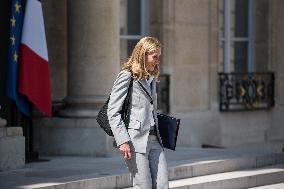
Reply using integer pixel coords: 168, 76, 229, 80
157, 113, 180, 151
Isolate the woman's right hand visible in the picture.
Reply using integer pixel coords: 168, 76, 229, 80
119, 142, 131, 160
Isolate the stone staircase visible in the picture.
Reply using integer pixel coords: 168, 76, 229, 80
126, 153, 284, 189
26, 152, 284, 189
167, 163, 284, 189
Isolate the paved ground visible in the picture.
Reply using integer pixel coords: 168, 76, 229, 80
0, 147, 279, 189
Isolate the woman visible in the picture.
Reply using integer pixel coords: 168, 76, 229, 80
107, 37, 168, 189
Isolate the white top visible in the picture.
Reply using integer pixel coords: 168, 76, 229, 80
147, 76, 156, 129
147, 76, 154, 87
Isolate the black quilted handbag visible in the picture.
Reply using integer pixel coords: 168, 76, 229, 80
96, 76, 133, 136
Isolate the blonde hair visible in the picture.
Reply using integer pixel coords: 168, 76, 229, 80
122, 37, 161, 80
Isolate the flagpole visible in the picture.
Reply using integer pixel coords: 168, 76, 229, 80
24, 112, 39, 163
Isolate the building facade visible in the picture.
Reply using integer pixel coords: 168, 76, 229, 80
1, 0, 284, 160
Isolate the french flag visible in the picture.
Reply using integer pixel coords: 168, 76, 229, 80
18, 0, 52, 117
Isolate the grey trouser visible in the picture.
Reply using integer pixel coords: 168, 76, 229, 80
125, 135, 169, 189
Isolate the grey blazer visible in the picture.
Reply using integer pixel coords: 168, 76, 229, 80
107, 70, 164, 153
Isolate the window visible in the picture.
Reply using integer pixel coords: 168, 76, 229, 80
220, 0, 255, 73
120, 0, 149, 62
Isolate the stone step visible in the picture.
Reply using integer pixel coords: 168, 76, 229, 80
248, 182, 284, 188
168, 164, 284, 189
28, 153, 284, 189
168, 153, 284, 181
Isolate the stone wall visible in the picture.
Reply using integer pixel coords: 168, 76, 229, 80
151, 0, 284, 151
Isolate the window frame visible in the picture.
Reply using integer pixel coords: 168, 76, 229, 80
119, 0, 149, 40
223, 0, 255, 73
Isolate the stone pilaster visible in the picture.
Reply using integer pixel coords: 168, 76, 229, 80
42, 0, 68, 102
59, 0, 120, 117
